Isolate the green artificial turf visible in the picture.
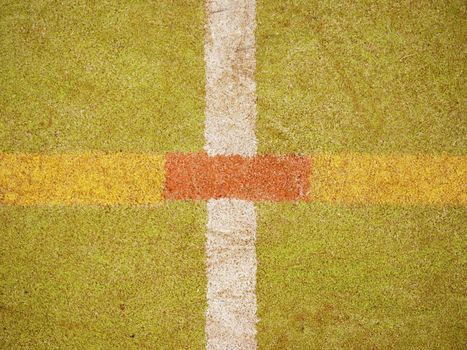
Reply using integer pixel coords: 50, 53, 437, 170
256, 203, 466, 349
256, 0, 466, 154
0, 2, 207, 347
256, 2, 467, 347
0, 203, 207, 349
0, 0, 205, 152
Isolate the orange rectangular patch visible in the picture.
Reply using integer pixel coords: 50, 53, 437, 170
164, 153, 311, 201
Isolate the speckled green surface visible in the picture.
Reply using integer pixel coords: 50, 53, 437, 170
0, 2, 207, 347
0, 0, 205, 152
256, 203, 466, 349
255, 2, 467, 346
0, 203, 207, 349
1, 0, 466, 348
256, 0, 466, 154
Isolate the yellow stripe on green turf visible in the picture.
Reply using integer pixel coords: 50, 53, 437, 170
312, 154, 467, 205
0, 153, 165, 205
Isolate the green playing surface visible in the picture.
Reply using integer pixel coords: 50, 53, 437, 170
1, 204, 207, 349
256, 0, 465, 155
0, 0, 205, 153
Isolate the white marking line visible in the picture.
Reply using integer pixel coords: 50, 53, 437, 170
204, 0, 258, 349
206, 199, 257, 349
204, 0, 257, 157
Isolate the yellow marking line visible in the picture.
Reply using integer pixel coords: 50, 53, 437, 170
0, 153, 165, 205
312, 154, 467, 205
1, 153, 466, 206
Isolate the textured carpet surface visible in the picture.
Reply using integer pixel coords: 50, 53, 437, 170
0, 0, 466, 349
0, 0, 205, 152
254, 1, 466, 348
1, 204, 207, 349
256, 0, 465, 154
1, 1, 207, 349
257, 203, 465, 349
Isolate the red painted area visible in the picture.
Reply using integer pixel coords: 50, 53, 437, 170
164, 153, 311, 201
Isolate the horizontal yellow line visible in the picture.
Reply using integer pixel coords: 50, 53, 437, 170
0, 153, 165, 205
1, 153, 466, 206
311, 154, 467, 205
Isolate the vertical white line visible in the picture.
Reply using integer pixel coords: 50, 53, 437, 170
206, 199, 257, 349
204, 0, 257, 157
204, 0, 258, 349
